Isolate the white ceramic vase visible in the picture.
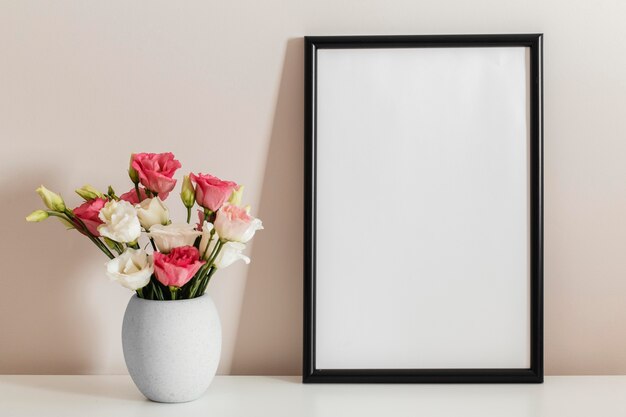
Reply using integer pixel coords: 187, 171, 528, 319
121, 294, 221, 403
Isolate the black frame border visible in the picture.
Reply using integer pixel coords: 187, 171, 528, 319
304, 34, 543, 383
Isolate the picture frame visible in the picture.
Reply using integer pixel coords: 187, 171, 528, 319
303, 34, 543, 383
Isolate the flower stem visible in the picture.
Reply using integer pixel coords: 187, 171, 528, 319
186, 207, 191, 224
206, 239, 222, 265
137, 288, 144, 298
211, 240, 225, 265
53, 210, 115, 259
196, 242, 225, 295
198, 267, 218, 296
202, 229, 215, 260
134, 183, 141, 202
154, 282, 164, 300
169, 286, 178, 300
189, 266, 206, 298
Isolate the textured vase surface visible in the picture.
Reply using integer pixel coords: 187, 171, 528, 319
122, 294, 222, 403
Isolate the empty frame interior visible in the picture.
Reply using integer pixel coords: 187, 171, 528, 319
314, 46, 531, 370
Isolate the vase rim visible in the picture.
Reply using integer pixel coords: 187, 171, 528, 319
130, 294, 211, 303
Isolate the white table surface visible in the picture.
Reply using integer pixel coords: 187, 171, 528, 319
1, 375, 625, 417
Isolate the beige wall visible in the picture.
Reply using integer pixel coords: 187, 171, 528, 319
0, 0, 625, 376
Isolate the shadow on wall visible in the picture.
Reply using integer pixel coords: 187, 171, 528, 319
230, 38, 304, 375
0, 171, 101, 374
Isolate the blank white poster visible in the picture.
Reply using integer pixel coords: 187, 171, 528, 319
315, 47, 530, 369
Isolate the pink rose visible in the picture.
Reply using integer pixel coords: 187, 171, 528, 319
153, 246, 205, 288
190, 173, 237, 212
214, 204, 263, 243
119, 187, 148, 205
73, 197, 107, 236
131, 153, 182, 199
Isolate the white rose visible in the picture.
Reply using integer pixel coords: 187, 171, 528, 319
97, 200, 142, 243
199, 221, 218, 260
214, 204, 263, 243
105, 248, 153, 290
213, 241, 250, 269
148, 222, 202, 253
136, 197, 169, 230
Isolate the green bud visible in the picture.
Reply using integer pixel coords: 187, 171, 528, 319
180, 175, 196, 208
36, 185, 66, 212
75, 184, 104, 201
104, 237, 118, 251
26, 210, 49, 222
228, 185, 244, 206
128, 154, 139, 185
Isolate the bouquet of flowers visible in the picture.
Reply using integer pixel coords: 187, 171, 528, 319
26, 152, 263, 300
